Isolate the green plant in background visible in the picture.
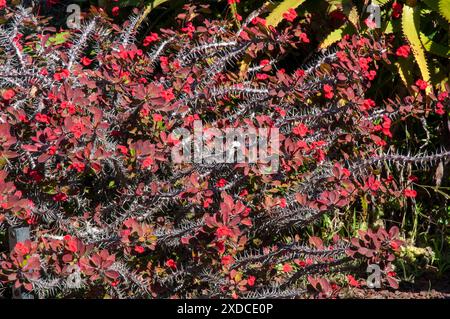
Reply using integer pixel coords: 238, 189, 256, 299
314, 0, 449, 90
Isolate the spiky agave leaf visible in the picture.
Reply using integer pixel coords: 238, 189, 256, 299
401, 3, 430, 85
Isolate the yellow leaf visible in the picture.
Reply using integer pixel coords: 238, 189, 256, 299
438, 0, 450, 23
347, 6, 359, 27
319, 23, 353, 49
402, 4, 430, 85
266, 0, 306, 27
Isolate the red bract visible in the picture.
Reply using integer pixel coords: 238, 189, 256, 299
166, 259, 177, 269
2, 89, 15, 100
415, 79, 428, 90
112, 7, 119, 17
396, 45, 410, 58
283, 8, 297, 22
392, 2, 403, 19
81, 56, 92, 66
323, 84, 334, 99
403, 189, 417, 198
347, 275, 360, 288
143, 33, 159, 46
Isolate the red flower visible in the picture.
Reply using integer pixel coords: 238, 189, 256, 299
216, 225, 233, 238
69, 162, 85, 173
283, 8, 297, 22
228, 0, 240, 4
415, 79, 428, 90
299, 33, 310, 43
347, 275, 360, 287
203, 198, 213, 208
295, 69, 305, 77
117, 145, 128, 155
53, 69, 70, 81
53, 193, 68, 202
48, 146, 57, 156
2, 89, 15, 100
251, 17, 266, 26
70, 123, 85, 139
366, 176, 381, 192
0, 0, 6, 10
282, 263, 293, 273
336, 51, 349, 63
381, 115, 392, 138
436, 107, 445, 115
161, 88, 175, 102
221, 255, 235, 266
387, 271, 397, 277
15, 242, 30, 256
392, 2, 403, 19
247, 276, 256, 287
142, 157, 154, 169
239, 189, 248, 197
293, 123, 309, 137
390, 241, 400, 251
112, 6, 120, 17
181, 22, 196, 38
275, 107, 286, 117
153, 113, 163, 122
216, 178, 228, 188
404, 188, 417, 198
438, 92, 448, 101
166, 259, 177, 269
361, 98, 376, 111
323, 84, 334, 99
396, 45, 410, 58
256, 73, 269, 80
260, 59, 270, 66
134, 245, 145, 254
64, 235, 78, 253
365, 70, 377, 81
81, 56, 92, 66
143, 33, 159, 46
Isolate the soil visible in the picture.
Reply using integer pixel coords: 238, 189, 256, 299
339, 273, 450, 299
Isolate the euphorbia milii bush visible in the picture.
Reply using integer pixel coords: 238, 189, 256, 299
0, 5, 448, 298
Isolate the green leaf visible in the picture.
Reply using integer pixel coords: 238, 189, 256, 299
422, 0, 439, 12
438, 0, 450, 23
420, 32, 450, 58
319, 23, 353, 49
46, 32, 70, 46
266, 0, 306, 27
373, 0, 393, 6
402, 4, 430, 84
